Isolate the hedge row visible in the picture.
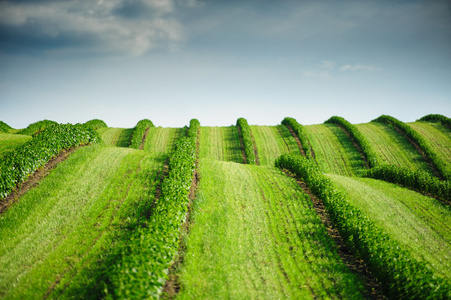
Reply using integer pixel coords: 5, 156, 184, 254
275, 153, 450, 299
83, 119, 108, 130
373, 115, 449, 180
281, 117, 313, 159
365, 164, 450, 204
418, 114, 451, 129
129, 119, 154, 149
0, 123, 101, 199
110, 119, 199, 298
0, 121, 12, 133
324, 116, 378, 168
18, 119, 58, 136
236, 117, 257, 164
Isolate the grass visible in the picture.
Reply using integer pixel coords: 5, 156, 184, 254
0, 133, 31, 157
327, 174, 451, 279
407, 121, 451, 178
251, 125, 300, 166
198, 126, 243, 163
97, 127, 133, 147
177, 160, 364, 299
304, 124, 364, 176
356, 123, 433, 173
143, 127, 184, 154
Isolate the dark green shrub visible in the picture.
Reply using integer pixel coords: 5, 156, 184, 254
129, 119, 154, 149
236, 118, 257, 164
83, 119, 108, 130
0, 121, 12, 133
281, 117, 313, 159
18, 119, 58, 136
417, 114, 451, 129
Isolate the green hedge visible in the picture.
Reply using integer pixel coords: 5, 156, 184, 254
373, 115, 449, 180
129, 119, 154, 149
0, 121, 12, 133
417, 114, 451, 129
365, 164, 450, 204
18, 119, 58, 136
275, 153, 450, 299
0, 123, 101, 199
281, 117, 313, 159
110, 119, 199, 298
83, 119, 108, 130
236, 118, 257, 164
325, 116, 378, 168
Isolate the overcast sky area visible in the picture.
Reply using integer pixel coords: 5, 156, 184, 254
1, 0, 450, 128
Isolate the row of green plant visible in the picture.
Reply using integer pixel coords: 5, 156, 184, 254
325, 116, 378, 167
275, 153, 450, 299
0, 121, 12, 133
109, 119, 199, 298
418, 114, 451, 129
236, 117, 257, 164
373, 115, 449, 179
0, 123, 101, 199
83, 118, 108, 130
281, 117, 313, 159
129, 119, 154, 149
365, 164, 450, 204
17, 119, 58, 136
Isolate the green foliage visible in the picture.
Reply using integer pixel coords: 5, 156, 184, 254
83, 119, 108, 130
0, 121, 13, 133
18, 119, 58, 136
365, 164, 450, 204
0, 123, 101, 199
275, 153, 451, 299
281, 117, 313, 159
325, 116, 378, 168
373, 115, 449, 179
109, 119, 198, 298
129, 119, 154, 149
418, 114, 451, 129
236, 117, 257, 164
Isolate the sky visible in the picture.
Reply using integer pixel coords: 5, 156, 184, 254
1, 0, 450, 128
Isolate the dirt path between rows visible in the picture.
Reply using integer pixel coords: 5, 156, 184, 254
335, 124, 370, 169
0, 147, 80, 215
285, 172, 386, 299
284, 124, 305, 156
249, 130, 260, 166
139, 127, 151, 150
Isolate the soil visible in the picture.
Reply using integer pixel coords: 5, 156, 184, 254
335, 124, 370, 169
139, 127, 150, 150
285, 124, 305, 156
249, 130, 260, 166
0, 147, 80, 215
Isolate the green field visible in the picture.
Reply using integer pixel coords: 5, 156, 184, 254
356, 122, 433, 173
0, 133, 31, 157
198, 126, 243, 163
97, 127, 133, 147
143, 127, 184, 155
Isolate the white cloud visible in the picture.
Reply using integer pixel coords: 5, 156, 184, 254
339, 64, 381, 72
319, 60, 336, 69
302, 71, 331, 79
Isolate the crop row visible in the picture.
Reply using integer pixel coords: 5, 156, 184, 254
0, 123, 101, 199
110, 119, 199, 298
275, 153, 450, 299
0, 121, 12, 133
83, 118, 108, 130
418, 113, 451, 129
365, 164, 451, 204
129, 119, 154, 149
281, 117, 313, 159
236, 117, 257, 164
373, 115, 449, 179
17, 119, 58, 136
325, 116, 378, 167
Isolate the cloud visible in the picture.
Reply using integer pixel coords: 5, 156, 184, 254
302, 71, 331, 79
319, 60, 336, 69
0, 0, 198, 56
339, 64, 381, 72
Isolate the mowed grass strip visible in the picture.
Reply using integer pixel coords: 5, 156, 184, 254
143, 127, 184, 155
327, 174, 451, 279
0, 145, 161, 299
408, 121, 451, 178
177, 160, 364, 299
356, 123, 433, 173
199, 126, 243, 163
304, 124, 361, 176
251, 125, 299, 166
97, 127, 133, 147
0, 133, 31, 157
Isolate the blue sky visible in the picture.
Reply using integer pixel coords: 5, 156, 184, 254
1, 0, 450, 128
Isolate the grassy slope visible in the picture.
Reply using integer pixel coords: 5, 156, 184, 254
0, 133, 31, 157
251, 125, 299, 166
327, 174, 451, 279
178, 160, 364, 299
356, 123, 433, 173
98, 127, 133, 147
304, 124, 364, 176
143, 127, 184, 154
199, 126, 243, 163
407, 121, 451, 178
0, 145, 164, 299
